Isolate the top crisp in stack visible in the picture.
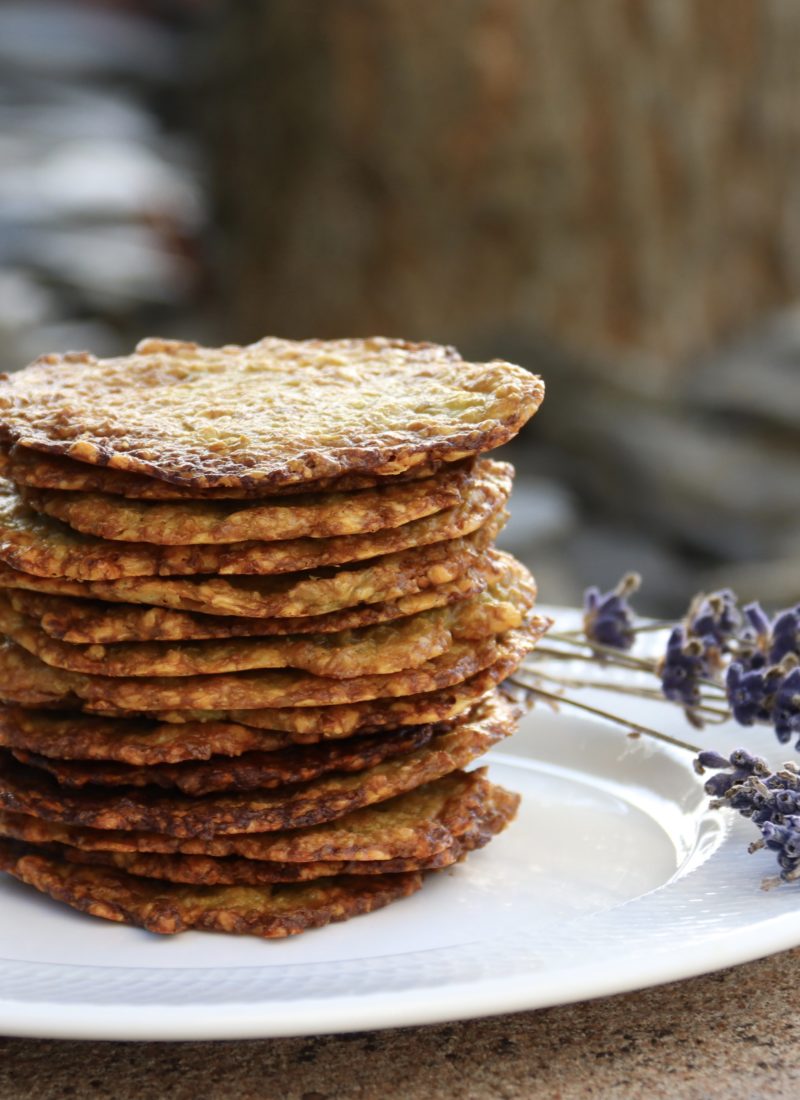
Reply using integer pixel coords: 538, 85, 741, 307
0, 336, 546, 939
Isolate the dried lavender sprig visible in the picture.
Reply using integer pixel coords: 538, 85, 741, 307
525, 667, 731, 719
515, 669, 800, 885
509, 673, 701, 754
539, 633, 727, 695
554, 619, 675, 638
655, 589, 745, 720
532, 579, 800, 889
526, 645, 647, 665
693, 750, 800, 886
726, 658, 800, 748
543, 633, 661, 670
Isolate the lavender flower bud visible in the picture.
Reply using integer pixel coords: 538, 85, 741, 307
694, 750, 731, 773
726, 663, 771, 726
694, 748, 771, 810
773, 667, 800, 746
729, 748, 768, 772
659, 627, 704, 707
687, 589, 741, 649
581, 573, 641, 651
700, 751, 800, 884
759, 818, 800, 880
774, 788, 800, 814
744, 601, 771, 640
770, 606, 800, 665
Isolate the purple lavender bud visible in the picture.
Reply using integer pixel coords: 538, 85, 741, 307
703, 772, 737, 798
770, 606, 800, 665
583, 586, 600, 613
694, 748, 770, 804
659, 627, 704, 707
730, 783, 773, 822
688, 589, 741, 649
695, 750, 731, 772
744, 602, 771, 640
726, 663, 771, 726
773, 667, 800, 746
581, 574, 640, 651
703, 753, 800, 884
729, 748, 767, 772
760, 820, 790, 851
767, 773, 800, 795
774, 788, 800, 814
758, 817, 800, 880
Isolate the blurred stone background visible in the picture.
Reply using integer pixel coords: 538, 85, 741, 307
2, 0, 798, 614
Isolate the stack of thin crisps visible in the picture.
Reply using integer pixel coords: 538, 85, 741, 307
0, 336, 547, 939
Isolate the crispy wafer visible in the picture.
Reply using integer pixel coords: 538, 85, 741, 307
54, 784, 519, 884
12, 724, 436, 795
0, 768, 494, 860
0, 840, 423, 937
3, 444, 447, 500
2, 555, 496, 643
0, 561, 532, 678
0, 692, 518, 836
0, 629, 520, 712
58, 841, 452, 882
0, 623, 544, 730
0, 511, 503, 617
0, 708, 298, 763
0, 462, 510, 580
0, 336, 544, 489
0, 597, 451, 678
145, 661, 516, 737
21, 461, 479, 544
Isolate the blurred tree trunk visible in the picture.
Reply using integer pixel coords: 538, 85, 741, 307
205, 0, 800, 364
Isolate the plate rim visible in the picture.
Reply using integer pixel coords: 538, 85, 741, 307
3, 912, 800, 1041
3, 624, 799, 1040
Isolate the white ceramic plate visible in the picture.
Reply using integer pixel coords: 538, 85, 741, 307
2, 618, 798, 1040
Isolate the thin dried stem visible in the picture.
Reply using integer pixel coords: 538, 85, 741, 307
528, 671, 728, 717
510, 678, 702, 754
544, 633, 659, 669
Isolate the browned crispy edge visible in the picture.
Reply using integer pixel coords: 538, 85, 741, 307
10, 723, 438, 796
0, 838, 423, 937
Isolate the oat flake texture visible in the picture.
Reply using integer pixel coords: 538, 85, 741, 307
0, 332, 548, 940
0, 336, 544, 489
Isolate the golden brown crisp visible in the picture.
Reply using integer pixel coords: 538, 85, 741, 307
0, 514, 502, 617
0, 708, 298, 763
0, 463, 511, 580
0, 693, 519, 836
4, 444, 448, 500
0, 641, 76, 707
0, 841, 423, 938
0, 560, 532, 678
0, 630, 516, 712
0, 336, 544, 489
21, 461, 479, 544
54, 784, 519, 884
13, 724, 436, 795
0, 620, 546, 730
107, 621, 541, 713
0, 597, 448, 679
60, 842, 451, 883
0, 768, 495, 860
4, 556, 496, 643
148, 646, 540, 738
